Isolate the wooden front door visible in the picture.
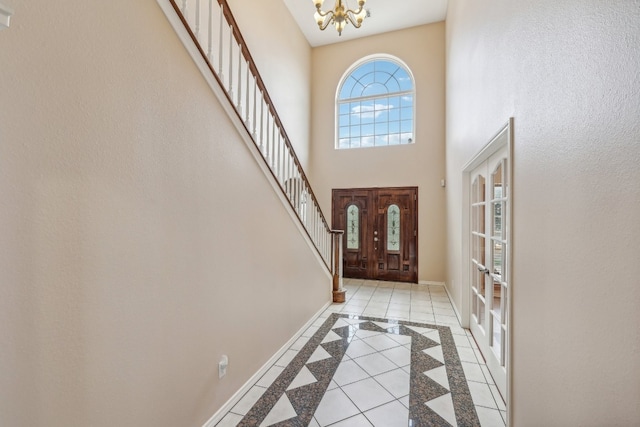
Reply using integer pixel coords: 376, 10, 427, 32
332, 187, 418, 283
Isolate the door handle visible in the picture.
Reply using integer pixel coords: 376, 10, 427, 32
374, 237, 379, 242
477, 265, 490, 274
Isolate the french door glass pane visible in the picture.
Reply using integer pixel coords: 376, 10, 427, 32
387, 204, 400, 251
346, 205, 359, 250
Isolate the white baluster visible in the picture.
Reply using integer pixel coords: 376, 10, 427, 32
245, 62, 251, 127
228, 25, 233, 99
181, 0, 187, 16
207, 0, 212, 61
259, 92, 264, 153
195, 0, 200, 40
265, 112, 271, 164
237, 45, 242, 116
252, 78, 258, 140
218, 3, 224, 82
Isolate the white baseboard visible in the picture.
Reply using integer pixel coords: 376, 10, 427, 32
201, 301, 332, 427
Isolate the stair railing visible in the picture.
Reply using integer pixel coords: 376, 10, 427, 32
161, 0, 345, 301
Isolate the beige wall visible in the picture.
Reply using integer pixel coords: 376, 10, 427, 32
310, 23, 447, 282
0, 1, 328, 426
227, 0, 312, 168
446, 0, 640, 425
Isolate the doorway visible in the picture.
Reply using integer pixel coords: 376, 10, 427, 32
462, 119, 513, 413
332, 187, 418, 283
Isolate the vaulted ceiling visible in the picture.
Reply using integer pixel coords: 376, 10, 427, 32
282, 0, 448, 47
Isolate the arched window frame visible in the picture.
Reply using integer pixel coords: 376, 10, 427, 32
335, 54, 416, 150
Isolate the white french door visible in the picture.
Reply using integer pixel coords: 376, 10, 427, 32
469, 146, 509, 398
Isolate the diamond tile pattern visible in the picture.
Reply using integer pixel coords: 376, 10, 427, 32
221, 279, 505, 427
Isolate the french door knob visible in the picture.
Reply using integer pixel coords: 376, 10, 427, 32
374, 237, 379, 241
477, 265, 490, 274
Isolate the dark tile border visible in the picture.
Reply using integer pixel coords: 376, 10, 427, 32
236, 313, 480, 427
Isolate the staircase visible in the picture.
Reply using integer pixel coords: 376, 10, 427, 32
157, 0, 345, 302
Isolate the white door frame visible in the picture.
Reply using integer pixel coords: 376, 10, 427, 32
461, 118, 513, 424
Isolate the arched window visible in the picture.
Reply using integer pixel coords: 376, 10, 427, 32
336, 56, 415, 149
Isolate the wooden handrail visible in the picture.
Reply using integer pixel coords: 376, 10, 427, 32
214, 0, 330, 234
166, 0, 337, 274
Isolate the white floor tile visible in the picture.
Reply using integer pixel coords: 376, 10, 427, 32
342, 377, 396, 412
461, 361, 486, 383
425, 393, 458, 427
260, 394, 296, 427
489, 384, 506, 411
215, 412, 243, 427
386, 333, 412, 346
287, 365, 318, 391
230, 385, 267, 416
313, 388, 361, 426
361, 334, 402, 352
380, 345, 411, 367
424, 365, 450, 390
374, 368, 410, 398
308, 417, 320, 427
468, 381, 498, 409
399, 394, 410, 409
321, 330, 342, 344
289, 336, 310, 351
302, 325, 320, 337
363, 400, 409, 427
275, 349, 298, 367
256, 366, 284, 388
456, 347, 478, 363
329, 414, 374, 427
410, 313, 436, 323
475, 406, 506, 427
453, 334, 472, 348
345, 339, 378, 359
481, 364, 495, 385
333, 359, 370, 386
423, 330, 441, 344
307, 346, 333, 364
423, 345, 445, 364
354, 352, 399, 376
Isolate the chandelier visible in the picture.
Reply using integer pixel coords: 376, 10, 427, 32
312, 0, 367, 36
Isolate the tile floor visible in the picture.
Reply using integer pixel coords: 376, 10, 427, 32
216, 279, 506, 427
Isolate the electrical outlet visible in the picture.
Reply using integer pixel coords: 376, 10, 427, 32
218, 355, 228, 379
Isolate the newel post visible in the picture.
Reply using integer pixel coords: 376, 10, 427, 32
332, 230, 346, 303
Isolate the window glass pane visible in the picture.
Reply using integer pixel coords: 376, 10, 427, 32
339, 126, 349, 138
387, 204, 401, 251
389, 106, 400, 121
361, 136, 374, 147
350, 137, 361, 148
346, 205, 359, 249
375, 122, 388, 135
339, 114, 350, 128
339, 77, 356, 99
336, 58, 414, 150
401, 94, 413, 106
362, 83, 387, 97
338, 138, 350, 149
375, 135, 389, 146
361, 123, 374, 136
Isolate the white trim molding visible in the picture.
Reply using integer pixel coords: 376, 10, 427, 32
0, 2, 13, 30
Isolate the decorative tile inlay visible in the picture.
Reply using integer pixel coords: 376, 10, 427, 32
235, 313, 480, 427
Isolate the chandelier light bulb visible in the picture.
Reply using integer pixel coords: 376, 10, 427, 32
313, 0, 367, 36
